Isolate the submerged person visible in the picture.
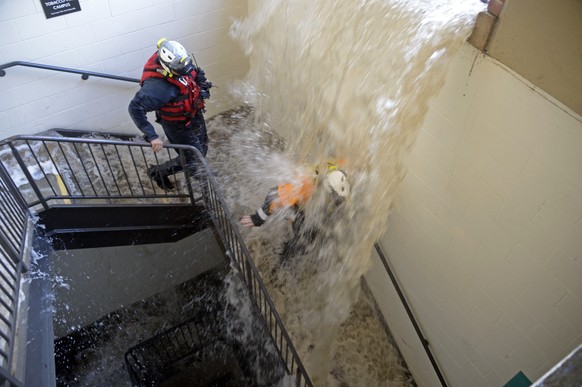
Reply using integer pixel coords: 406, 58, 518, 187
128, 38, 213, 190
240, 161, 351, 262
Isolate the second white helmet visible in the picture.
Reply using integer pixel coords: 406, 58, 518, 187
325, 170, 351, 198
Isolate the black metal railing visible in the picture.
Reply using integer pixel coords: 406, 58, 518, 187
0, 133, 312, 386
0, 61, 139, 83
0, 135, 199, 211
374, 243, 448, 387
0, 160, 29, 387
125, 313, 216, 386
200, 157, 313, 387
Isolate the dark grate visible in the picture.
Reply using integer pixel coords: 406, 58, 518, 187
124, 313, 245, 387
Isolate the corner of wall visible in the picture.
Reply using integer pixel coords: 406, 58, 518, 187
467, 0, 506, 52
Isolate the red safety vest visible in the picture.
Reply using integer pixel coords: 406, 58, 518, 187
140, 53, 203, 123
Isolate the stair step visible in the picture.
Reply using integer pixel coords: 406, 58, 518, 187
37, 204, 210, 249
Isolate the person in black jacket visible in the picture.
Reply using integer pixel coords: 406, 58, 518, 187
128, 38, 212, 189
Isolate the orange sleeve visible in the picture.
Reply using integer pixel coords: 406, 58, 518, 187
269, 177, 315, 213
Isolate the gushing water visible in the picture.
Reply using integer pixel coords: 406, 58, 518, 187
219, 0, 483, 384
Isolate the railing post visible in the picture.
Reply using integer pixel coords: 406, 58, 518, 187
180, 149, 197, 205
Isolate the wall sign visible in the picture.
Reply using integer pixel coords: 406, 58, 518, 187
40, 0, 81, 19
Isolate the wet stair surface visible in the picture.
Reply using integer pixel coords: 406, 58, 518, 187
54, 264, 283, 386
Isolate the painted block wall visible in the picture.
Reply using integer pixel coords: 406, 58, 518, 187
0, 0, 249, 140
366, 43, 582, 386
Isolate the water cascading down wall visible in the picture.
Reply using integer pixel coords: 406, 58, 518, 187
232, 1, 484, 385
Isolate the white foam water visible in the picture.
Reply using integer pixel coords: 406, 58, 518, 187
216, 0, 483, 384
209, 107, 416, 386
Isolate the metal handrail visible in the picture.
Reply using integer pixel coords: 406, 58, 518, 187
0, 160, 29, 387
374, 243, 448, 387
0, 135, 198, 210
0, 61, 139, 83
201, 155, 313, 387
0, 133, 312, 386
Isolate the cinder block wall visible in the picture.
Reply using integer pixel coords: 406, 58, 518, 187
366, 43, 582, 386
0, 0, 248, 140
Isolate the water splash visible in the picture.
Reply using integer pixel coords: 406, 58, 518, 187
227, 0, 483, 384
209, 108, 415, 385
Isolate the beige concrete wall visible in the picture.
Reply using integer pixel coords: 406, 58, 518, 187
487, 0, 582, 116
0, 0, 249, 140
367, 43, 582, 386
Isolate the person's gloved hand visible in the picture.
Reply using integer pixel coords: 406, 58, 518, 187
194, 67, 207, 83
200, 80, 212, 99
240, 212, 265, 227
194, 67, 212, 99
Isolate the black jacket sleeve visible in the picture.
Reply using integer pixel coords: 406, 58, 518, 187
128, 78, 180, 141
250, 187, 279, 226
193, 67, 212, 99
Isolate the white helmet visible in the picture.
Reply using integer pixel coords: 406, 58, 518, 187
156, 38, 194, 76
325, 170, 351, 199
